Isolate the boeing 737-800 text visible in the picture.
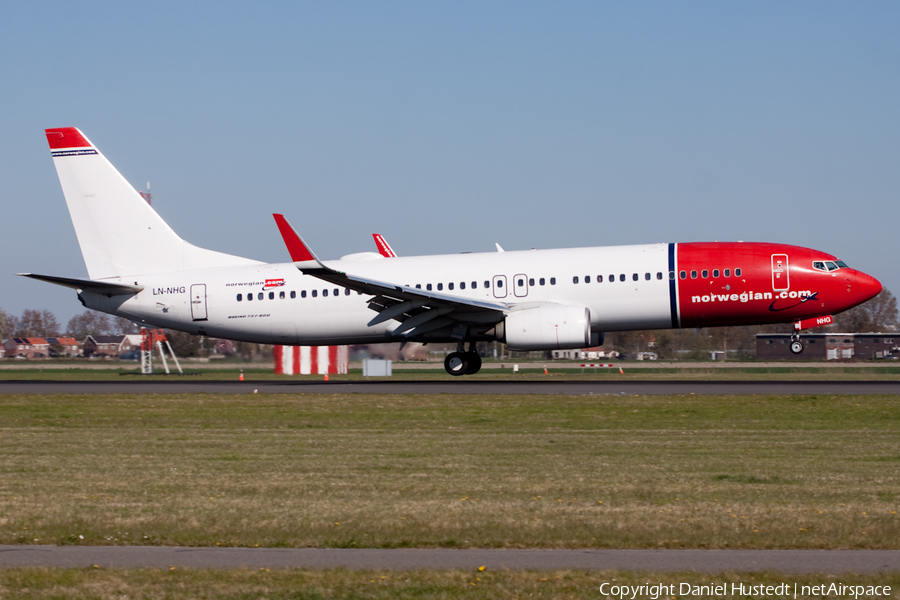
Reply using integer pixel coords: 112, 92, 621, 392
22, 127, 882, 375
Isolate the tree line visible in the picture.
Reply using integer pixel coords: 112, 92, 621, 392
0, 309, 139, 341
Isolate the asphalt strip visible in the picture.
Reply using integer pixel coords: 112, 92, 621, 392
3, 380, 900, 395
1, 546, 899, 573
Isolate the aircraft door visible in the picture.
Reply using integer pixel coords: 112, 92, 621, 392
771, 254, 789, 291
513, 273, 529, 298
492, 275, 507, 299
190, 284, 208, 321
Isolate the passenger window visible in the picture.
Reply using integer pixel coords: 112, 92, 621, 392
691, 271, 697, 279
609, 274, 614, 282
426, 284, 432, 291
701, 270, 709, 278
529, 278, 535, 286
550, 277, 556, 285
518, 278, 524, 287
248, 293, 253, 301
713, 269, 719, 278
345, 288, 350, 295
236, 294, 242, 301
416, 284, 421, 289
323, 289, 328, 297
460, 282, 466, 290
484, 281, 489, 288
472, 281, 477, 289
312, 290, 318, 297
280, 291, 285, 299
632, 273, 638, 281
598, 275, 603, 283
735, 268, 742, 277
258, 292, 263, 300
679, 271, 686, 279
539, 278, 545, 286
724, 269, 730, 277
300, 290, 306, 298
269, 292, 275, 300
645, 273, 651, 280
573, 276, 579, 284
292, 291, 298, 299
448, 282, 454, 290
437, 283, 443, 291
657, 272, 663, 280
620, 274, 626, 282
585, 275, 591, 283
497, 280, 503, 288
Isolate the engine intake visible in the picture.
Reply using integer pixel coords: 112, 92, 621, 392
499, 304, 591, 350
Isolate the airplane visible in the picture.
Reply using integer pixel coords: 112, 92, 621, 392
22, 127, 882, 376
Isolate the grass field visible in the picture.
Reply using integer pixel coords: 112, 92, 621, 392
1, 568, 898, 599
0, 392, 897, 550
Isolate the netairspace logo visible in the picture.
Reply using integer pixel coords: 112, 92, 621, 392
597, 581, 891, 599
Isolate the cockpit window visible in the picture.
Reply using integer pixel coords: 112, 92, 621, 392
835, 260, 848, 268
813, 260, 844, 272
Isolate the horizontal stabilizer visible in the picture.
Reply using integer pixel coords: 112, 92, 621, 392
18, 273, 143, 296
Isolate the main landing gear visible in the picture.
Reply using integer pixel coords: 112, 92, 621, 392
444, 342, 482, 376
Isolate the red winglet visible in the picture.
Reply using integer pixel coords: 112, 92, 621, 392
45, 127, 92, 149
273, 214, 316, 262
373, 233, 397, 258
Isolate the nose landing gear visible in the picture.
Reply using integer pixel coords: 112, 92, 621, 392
790, 333, 804, 355
444, 342, 482, 376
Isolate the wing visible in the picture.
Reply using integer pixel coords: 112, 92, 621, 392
273, 214, 507, 339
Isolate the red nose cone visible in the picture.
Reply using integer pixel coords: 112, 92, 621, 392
853, 271, 882, 305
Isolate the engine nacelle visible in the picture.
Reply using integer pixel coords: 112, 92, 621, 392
499, 304, 592, 351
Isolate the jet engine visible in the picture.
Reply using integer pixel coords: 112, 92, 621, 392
497, 304, 592, 350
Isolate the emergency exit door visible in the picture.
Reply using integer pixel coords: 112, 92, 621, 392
190, 284, 208, 321
771, 254, 789, 291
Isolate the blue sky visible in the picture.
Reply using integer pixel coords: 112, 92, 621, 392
1, 2, 898, 327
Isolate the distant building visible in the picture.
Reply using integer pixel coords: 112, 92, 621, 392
3, 337, 50, 358
45, 337, 81, 357
551, 347, 612, 360
756, 333, 898, 361
83, 335, 127, 357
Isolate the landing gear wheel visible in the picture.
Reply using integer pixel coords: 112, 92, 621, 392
465, 352, 482, 375
790, 340, 804, 355
444, 352, 469, 376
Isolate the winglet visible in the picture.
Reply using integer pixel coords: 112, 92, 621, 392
372, 233, 397, 258
273, 214, 319, 263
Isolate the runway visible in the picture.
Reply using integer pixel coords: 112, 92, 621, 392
1, 379, 899, 395
1, 546, 898, 573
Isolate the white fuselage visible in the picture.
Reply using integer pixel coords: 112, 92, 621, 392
87, 243, 673, 345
